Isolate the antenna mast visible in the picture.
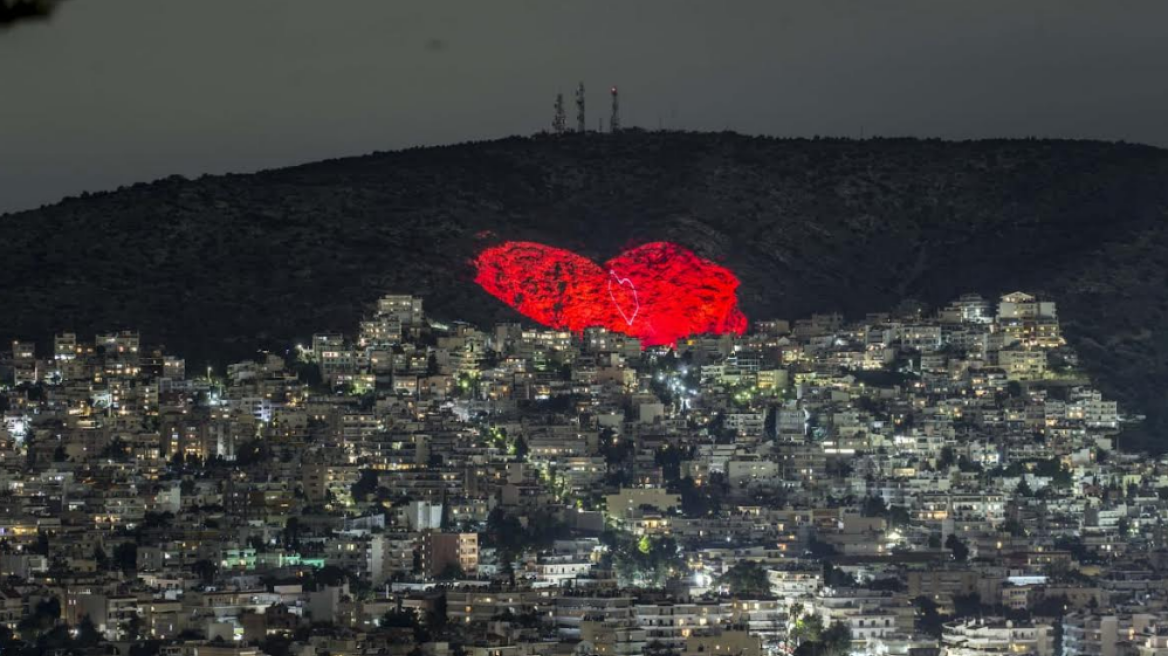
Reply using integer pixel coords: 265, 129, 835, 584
610, 86, 621, 132
553, 93, 566, 134
575, 82, 586, 133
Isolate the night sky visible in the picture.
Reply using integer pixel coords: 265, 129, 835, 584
2, 1, 1166, 214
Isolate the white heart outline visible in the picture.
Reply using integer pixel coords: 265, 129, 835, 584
607, 269, 639, 326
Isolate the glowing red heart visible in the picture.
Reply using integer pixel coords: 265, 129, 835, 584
473, 241, 747, 347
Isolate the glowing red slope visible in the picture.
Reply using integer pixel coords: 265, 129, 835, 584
473, 241, 747, 346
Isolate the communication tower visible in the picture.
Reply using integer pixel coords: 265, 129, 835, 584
610, 86, 621, 132
553, 93, 566, 134
575, 82, 586, 132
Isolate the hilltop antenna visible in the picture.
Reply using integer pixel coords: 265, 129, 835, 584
610, 86, 621, 132
575, 82, 586, 133
553, 93, 566, 134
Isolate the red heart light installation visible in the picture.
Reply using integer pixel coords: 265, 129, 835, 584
473, 241, 748, 347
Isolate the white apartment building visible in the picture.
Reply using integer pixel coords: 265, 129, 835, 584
942, 618, 1053, 656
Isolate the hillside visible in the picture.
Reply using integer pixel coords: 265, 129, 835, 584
3, 131, 1168, 448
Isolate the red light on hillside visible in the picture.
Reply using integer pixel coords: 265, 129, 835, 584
473, 241, 747, 346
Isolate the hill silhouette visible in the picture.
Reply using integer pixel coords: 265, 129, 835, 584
3, 131, 1168, 449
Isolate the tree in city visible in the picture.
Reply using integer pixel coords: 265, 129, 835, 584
1015, 477, 1033, 497
952, 593, 982, 617
93, 545, 110, 570
236, 439, 269, 466
599, 428, 635, 466
437, 563, 466, 581
673, 474, 728, 518
945, 534, 970, 562
861, 495, 888, 517
126, 613, 144, 642
351, 469, 379, 501
192, 558, 219, 584
807, 535, 838, 559
17, 597, 61, 641
823, 562, 857, 588
1002, 518, 1027, 537
312, 565, 352, 588
912, 596, 945, 637
75, 615, 102, 647
655, 445, 684, 483
283, 517, 302, 549
792, 618, 852, 656
607, 533, 684, 588
1034, 457, 1072, 487
938, 446, 956, 469
1117, 517, 1131, 537
511, 435, 529, 461
382, 608, 430, 642
718, 560, 771, 596
889, 505, 911, 527
100, 437, 132, 461
789, 611, 823, 646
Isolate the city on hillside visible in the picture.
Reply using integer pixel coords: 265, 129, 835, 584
0, 291, 1161, 656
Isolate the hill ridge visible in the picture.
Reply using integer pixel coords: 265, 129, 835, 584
3, 131, 1167, 447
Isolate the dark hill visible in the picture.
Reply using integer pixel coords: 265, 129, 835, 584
4, 131, 1168, 448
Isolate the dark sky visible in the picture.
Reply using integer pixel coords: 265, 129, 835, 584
2, 1, 1166, 214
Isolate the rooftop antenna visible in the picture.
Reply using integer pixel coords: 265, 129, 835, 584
553, 93, 566, 134
610, 86, 621, 132
575, 82, 586, 133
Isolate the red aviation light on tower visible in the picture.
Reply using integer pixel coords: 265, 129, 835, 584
473, 241, 747, 347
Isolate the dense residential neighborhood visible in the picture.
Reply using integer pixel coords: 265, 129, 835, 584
0, 291, 1162, 656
